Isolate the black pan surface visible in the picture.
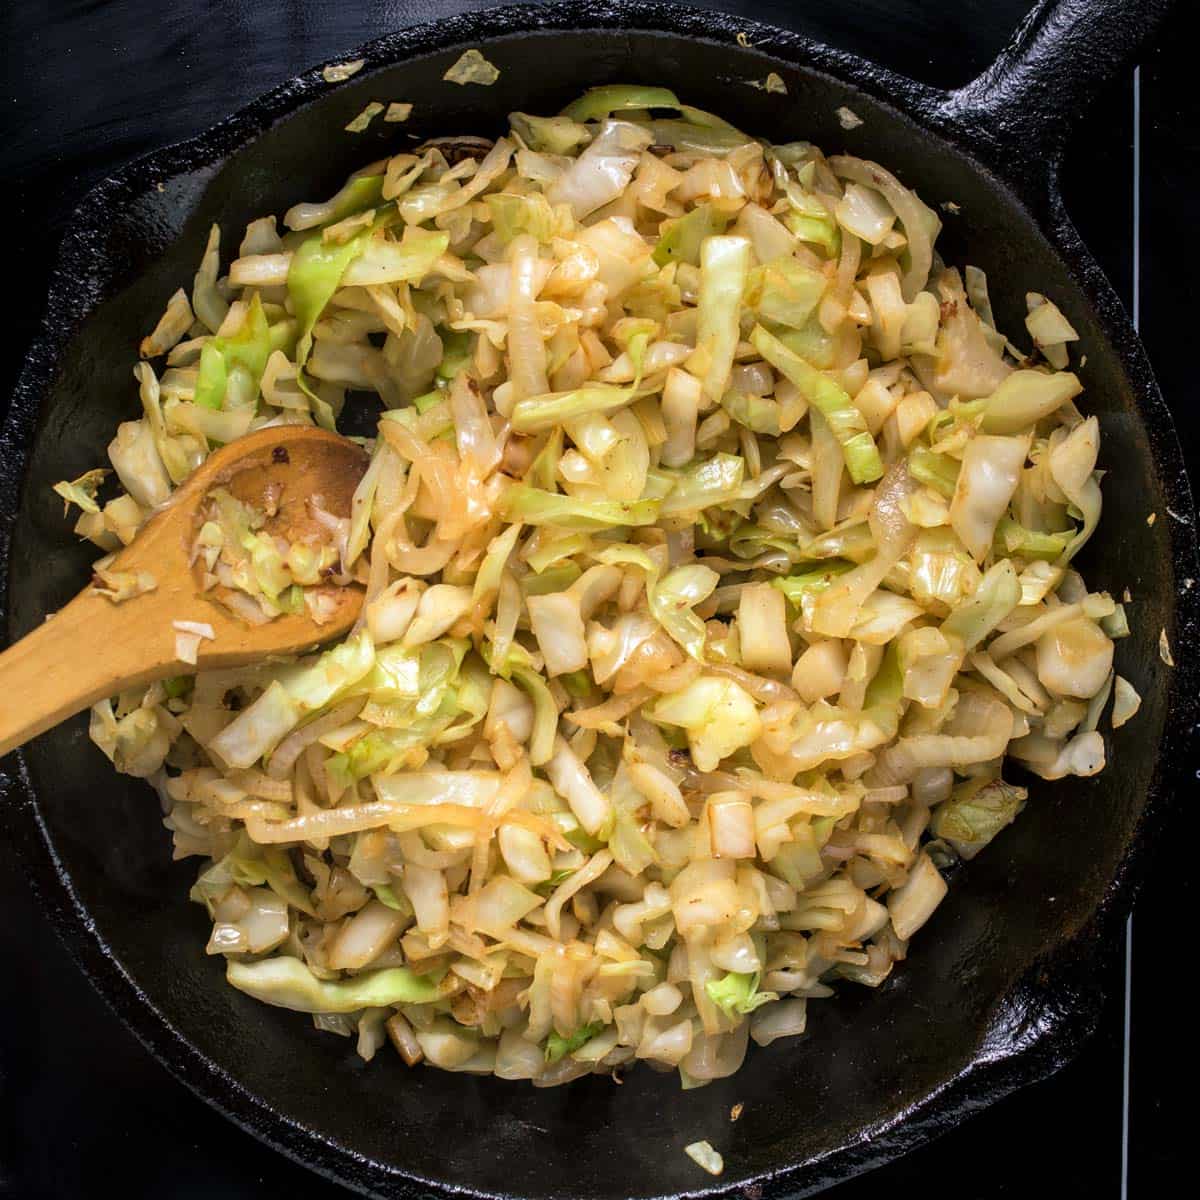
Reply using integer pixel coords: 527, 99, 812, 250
1, 2, 1197, 1197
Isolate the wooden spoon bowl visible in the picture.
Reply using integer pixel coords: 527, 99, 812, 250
0, 424, 369, 755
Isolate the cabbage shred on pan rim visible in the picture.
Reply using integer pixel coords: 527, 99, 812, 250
56, 84, 1137, 1089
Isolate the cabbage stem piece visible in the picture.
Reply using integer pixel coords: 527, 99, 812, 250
694, 236, 752, 405
562, 85, 682, 122
751, 324, 883, 483
227, 957, 443, 1012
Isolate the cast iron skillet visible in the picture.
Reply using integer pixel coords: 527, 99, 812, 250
1, 1, 1197, 1196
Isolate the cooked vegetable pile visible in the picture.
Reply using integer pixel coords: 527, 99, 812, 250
57, 83, 1138, 1087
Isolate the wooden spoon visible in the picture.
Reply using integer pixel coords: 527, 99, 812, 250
0, 425, 369, 756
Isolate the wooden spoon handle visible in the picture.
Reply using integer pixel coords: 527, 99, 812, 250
0, 425, 369, 759
0, 584, 180, 756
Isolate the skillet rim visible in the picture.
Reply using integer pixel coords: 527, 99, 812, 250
1, 3, 1198, 1197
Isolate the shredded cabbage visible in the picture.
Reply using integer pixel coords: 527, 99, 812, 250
443, 49, 500, 86
706, 971, 777, 1018
345, 102, 385, 134
227, 957, 444, 1011
752, 325, 883, 483
322, 60, 364, 83
60, 86, 1129, 1093
684, 1141, 724, 1176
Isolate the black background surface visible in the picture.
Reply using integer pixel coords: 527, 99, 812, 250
0, 2, 1191, 1196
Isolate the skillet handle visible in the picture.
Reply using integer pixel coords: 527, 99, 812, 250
941, 0, 1171, 170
